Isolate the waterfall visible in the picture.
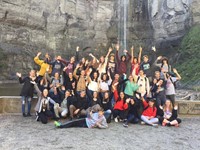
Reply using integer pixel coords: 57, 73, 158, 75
118, 0, 129, 52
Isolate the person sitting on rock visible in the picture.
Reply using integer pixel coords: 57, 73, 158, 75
158, 100, 181, 127
54, 108, 108, 129
16, 70, 37, 117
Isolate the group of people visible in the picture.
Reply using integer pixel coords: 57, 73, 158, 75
16, 44, 182, 129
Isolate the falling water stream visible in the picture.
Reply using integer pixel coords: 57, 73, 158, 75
118, 0, 129, 52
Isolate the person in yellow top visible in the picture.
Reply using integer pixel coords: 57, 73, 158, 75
34, 52, 52, 77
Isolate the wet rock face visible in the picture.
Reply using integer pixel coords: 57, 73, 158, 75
0, 0, 200, 80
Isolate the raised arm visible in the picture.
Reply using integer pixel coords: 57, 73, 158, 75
138, 46, 142, 64
73, 64, 80, 80
173, 68, 181, 80
34, 52, 44, 66
131, 46, 134, 63
115, 44, 120, 63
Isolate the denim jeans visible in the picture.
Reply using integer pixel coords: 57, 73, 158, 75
141, 115, 159, 125
21, 96, 32, 114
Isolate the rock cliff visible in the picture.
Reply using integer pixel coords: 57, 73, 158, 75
0, 0, 199, 80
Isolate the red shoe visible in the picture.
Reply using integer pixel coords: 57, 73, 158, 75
162, 122, 166, 126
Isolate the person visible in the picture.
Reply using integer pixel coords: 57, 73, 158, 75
164, 68, 181, 106
101, 91, 112, 123
32, 81, 58, 124
16, 70, 36, 117
130, 46, 142, 76
34, 52, 52, 77
124, 75, 139, 98
54, 108, 108, 129
151, 79, 166, 107
73, 64, 87, 95
140, 97, 159, 127
123, 98, 139, 127
136, 70, 150, 98
107, 52, 116, 80
115, 44, 131, 75
158, 100, 181, 127
97, 47, 112, 78
54, 90, 71, 119
112, 84, 129, 122
47, 55, 64, 76
99, 73, 112, 99
69, 90, 88, 119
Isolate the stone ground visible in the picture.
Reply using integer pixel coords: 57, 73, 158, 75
0, 114, 200, 150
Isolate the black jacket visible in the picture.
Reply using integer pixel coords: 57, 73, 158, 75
19, 77, 34, 97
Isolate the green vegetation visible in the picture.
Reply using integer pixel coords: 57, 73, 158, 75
175, 25, 200, 86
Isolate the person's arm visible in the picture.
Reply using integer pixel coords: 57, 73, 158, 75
31, 81, 42, 97
75, 46, 79, 63
34, 52, 44, 66
146, 77, 150, 96
141, 97, 148, 108
173, 68, 181, 80
124, 50, 131, 62
131, 46, 134, 63
170, 105, 178, 119
58, 58, 69, 66
113, 89, 119, 102
73, 64, 80, 80
105, 47, 112, 59
89, 53, 99, 63
138, 46, 142, 64
48, 97, 56, 105
96, 117, 108, 129
115, 44, 120, 63
153, 56, 162, 68
16, 73, 25, 84
123, 98, 130, 109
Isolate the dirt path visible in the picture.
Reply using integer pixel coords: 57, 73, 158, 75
0, 115, 200, 150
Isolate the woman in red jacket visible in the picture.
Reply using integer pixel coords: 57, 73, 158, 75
140, 97, 159, 127
112, 85, 130, 122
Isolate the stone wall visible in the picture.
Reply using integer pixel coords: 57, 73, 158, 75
1, 96, 200, 115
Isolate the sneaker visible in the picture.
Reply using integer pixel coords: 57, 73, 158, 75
141, 121, 146, 125
175, 124, 179, 127
152, 124, 158, 128
123, 123, 128, 128
114, 117, 119, 123
23, 113, 27, 117
27, 113, 32, 117
54, 121, 61, 127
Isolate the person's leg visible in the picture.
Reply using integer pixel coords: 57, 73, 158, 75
104, 110, 112, 123
113, 109, 120, 118
54, 105, 61, 118
69, 105, 76, 118
166, 95, 175, 107
38, 112, 48, 124
141, 115, 153, 125
61, 108, 68, 117
27, 97, 32, 116
21, 96, 26, 116
57, 118, 87, 128
79, 109, 87, 117
148, 118, 159, 124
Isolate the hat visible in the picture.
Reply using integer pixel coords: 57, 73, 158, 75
110, 53, 115, 56
147, 97, 156, 102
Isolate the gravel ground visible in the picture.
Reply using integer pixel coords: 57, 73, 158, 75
0, 114, 200, 150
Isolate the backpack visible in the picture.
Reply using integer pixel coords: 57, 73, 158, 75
169, 77, 178, 89
137, 76, 148, 91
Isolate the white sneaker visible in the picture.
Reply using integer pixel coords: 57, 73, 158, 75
114, 117, 118, 123
141, 121, 146, 125
152, 124, 158, 128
